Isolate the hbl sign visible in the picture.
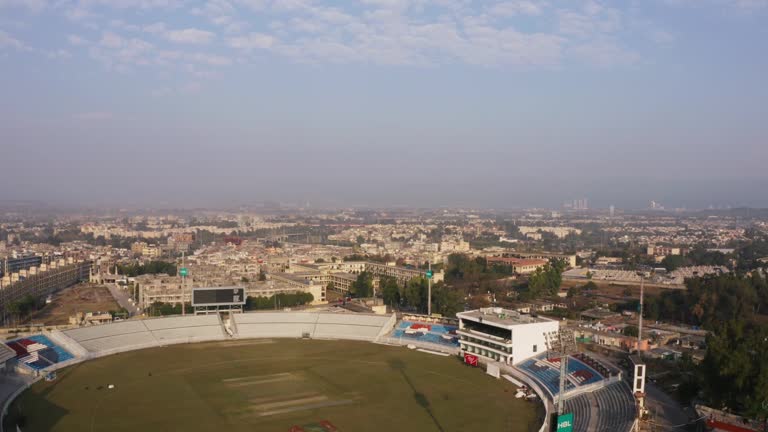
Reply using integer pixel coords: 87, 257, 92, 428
556, 413, 574, 432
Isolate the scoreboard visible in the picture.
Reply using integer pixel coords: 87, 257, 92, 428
192, 287, 246, 307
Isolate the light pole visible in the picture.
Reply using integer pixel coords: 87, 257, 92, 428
637, 271, 645, 357
181, 252, 186, 316
427, 262, 432, 316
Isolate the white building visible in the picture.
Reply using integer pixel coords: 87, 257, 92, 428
456, 307, 559, 365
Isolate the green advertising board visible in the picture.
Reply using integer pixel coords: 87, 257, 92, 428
425, 270, 433, 279
179, 267, 188, 277
556, 413, 574, 432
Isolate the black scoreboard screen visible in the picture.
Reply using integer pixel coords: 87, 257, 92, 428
192, 287, 246, 306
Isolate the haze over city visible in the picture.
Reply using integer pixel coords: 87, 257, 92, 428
2, 0, 767, 208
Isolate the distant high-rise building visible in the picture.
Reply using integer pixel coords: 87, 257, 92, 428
574, 198, 588, 210
609, 205, 615, 217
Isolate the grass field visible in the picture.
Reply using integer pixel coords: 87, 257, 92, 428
5, 339, 541, 432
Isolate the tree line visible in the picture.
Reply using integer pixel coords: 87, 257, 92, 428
117, 261, 177, 277
622, 272, 768, 421
245, 292, 314, 310
344, 271, 463, 317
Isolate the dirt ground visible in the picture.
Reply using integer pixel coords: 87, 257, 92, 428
28, 284, 119, 326
562, 279, 673, 303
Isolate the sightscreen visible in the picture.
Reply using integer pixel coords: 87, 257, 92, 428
192, 287, 246, 307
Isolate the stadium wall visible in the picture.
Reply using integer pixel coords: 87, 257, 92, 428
2, 312, 543, 431
0, 376, 40, 432
499, 363, 553, 432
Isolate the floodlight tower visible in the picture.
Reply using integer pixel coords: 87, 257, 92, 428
546, 327, 577, 415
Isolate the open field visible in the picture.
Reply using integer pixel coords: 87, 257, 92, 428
27, 284, 119, 325
561, 279, 673, 302
5, 339, 540, 432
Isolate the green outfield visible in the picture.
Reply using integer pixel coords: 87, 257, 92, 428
5, 339, 541, 432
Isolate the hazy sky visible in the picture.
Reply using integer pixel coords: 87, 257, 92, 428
1, 0, 767, 209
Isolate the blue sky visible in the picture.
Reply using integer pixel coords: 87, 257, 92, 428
1, 0, 767, 209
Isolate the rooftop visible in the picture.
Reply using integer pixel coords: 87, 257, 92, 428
457, 307, 553, 327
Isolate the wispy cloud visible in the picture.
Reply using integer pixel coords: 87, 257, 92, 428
4, 0, 683, 78
228, 32, 275, 51
0, 0, 46, 13
0, 29, 28, 50
165, 28, 215, 44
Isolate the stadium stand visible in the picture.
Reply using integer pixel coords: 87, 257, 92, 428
313, 312, 394, 341
593, 382, 637, 432
573, 352, 619, 377
234, 312, 319, 338
5, 335, 74, 371
62, 320, 157, 355
143, 315, 226, 344
518, 353, 604, 396
563, 393, 591, 432
57, 312, 396, 358
391, 320, 459, 347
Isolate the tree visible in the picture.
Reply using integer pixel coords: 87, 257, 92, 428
622, 325, 639, 337
404, 277, 428, 312
244, 292, 314, 310
661, 255, 686, 272
526, 263, 564, 299
117, 261, 176, 277
381, 276, 400, 306
350, 271, 373, 298
258, 269, 267, 281
430, 282, 462, 317
699, 320, 768, 419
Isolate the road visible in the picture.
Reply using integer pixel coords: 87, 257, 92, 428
107, 284, 141, 317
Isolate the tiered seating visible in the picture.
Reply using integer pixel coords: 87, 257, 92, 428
234, 312, 319, 338
519, 356, 563, 395
316, 313, 393, 327
314, 313, 393, 341
391, 320, 459, 347
60, 312, 396, 355
6, 335, 75, 370
64, 321, 149, 342
573, 352, 615, 377
518, 354, 605, 396
64, 321, 157, 354
568, 359, 602, 386
144, 315, 225, 344
563, 393, 591, 432
593, 382, 636, 432
76, 331, 158, 353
